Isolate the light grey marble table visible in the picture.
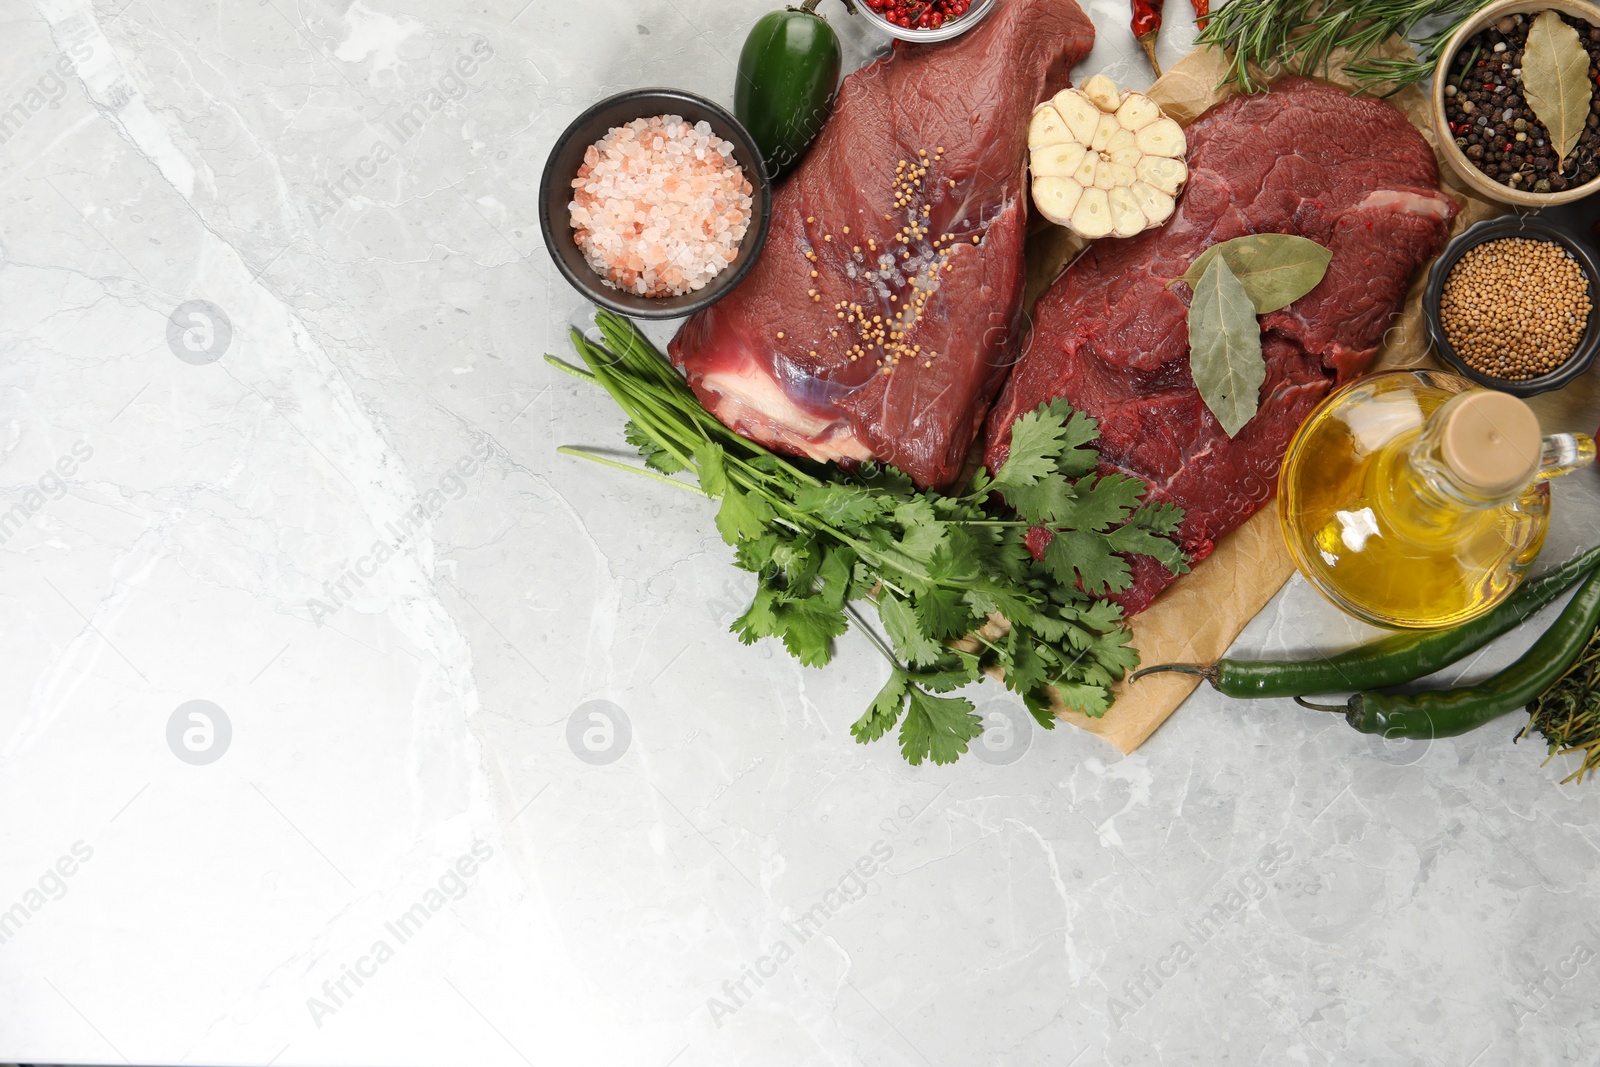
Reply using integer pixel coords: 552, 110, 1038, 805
2, 0, 1599, 1063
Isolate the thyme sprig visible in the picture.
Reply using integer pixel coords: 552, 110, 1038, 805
1520, 623, 1600, 785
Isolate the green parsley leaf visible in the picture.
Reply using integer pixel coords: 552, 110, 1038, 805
926, 529, 981, 584
1061, 473, 1145, 533
992, 400, 1075, 488
1023, 686, 1058, 730
1088, 627, 1141, 679
695, 441, 728, 496
771, 537, 820, 588
892, 499, 945, 556
1053, 682, 1112, 718
852, 670, 909, 743
771, 593, 847, 667
856, 462, 918, 499
793, 483, 888, 528
816, 546, 855, 610
906, 657, 982, 693
714, 484, 774, 545
1000, 471, 1075, 526
1002, 636, 1050, 696
965, 582, 1042, 624
878, 591, 944, 668
734, 533, 780, 574
1074, 598, 1127, 632
1107, 522, 1191, 576
899, 686, 982, 765
1042, 528, 1134, 597
1023, 609, 1072, 644
626, 421, 687, 474
917, 586, 979, 639
732, 584, 779, 646
1127, 499, 1185, 535
1054, 409, 1103, 478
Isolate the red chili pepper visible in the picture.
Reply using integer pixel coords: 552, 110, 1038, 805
1133, 0, 1165, 72
1190, 0, 1208, 30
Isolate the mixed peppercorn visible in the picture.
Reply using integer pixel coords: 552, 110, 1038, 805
862, 0, 971, 30
1443, 12, 1600, 193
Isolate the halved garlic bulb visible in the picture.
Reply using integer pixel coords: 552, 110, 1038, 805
1027, 74, 1188, 240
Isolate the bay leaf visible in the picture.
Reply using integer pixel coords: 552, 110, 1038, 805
1188, 255, 1265, 438
1175, 233, 1332, 314
1523, 9, 1592, 165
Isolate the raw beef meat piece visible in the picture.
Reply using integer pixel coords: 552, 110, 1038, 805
669, 0, 1095, 490
984, 78, 1456, 614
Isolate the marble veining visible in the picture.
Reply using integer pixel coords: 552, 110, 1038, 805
2, 0, 1599, 1063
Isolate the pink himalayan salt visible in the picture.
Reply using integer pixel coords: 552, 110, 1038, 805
568, 115, 754, 298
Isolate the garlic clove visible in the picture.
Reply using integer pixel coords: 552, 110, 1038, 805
1071, 150, 1099, 188
1136, 155, 1188, 196
1052, 89, 1102, 144
1115, 94, 1163, 132
1103, 162, 1136, 188
1108, 187, 1147, 238
1089, 113, 1120, 153
1029, 104, 1076, 149
1080, 74, 1122, 113
1129, 181, 1176, 226
1071, 188, 1113, 239
1031, 141, 1088, 177
1135, 118, 1186, 159
1032, 177, 1084, 225
1105, 127, 1139, 166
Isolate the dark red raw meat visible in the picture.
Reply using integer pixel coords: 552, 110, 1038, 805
669, 0, 1095, 490
985, 78, 1456, 614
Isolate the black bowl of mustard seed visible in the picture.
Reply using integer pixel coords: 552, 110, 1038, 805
1434, 1, 1600, 206
1425, 215, 1600, 396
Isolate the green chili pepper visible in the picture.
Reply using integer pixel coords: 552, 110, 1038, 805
1296, 566, 1600, 740
1133, 544, 1600, 699
735, 0, 848, 179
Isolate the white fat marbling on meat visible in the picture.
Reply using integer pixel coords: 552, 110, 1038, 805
1356, 188, 1455, 219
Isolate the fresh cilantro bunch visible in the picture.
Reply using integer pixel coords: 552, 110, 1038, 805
548, 311, 1188, 765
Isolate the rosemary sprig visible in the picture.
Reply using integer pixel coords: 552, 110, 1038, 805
1519, 622, 1600, 785
1197, 0, 1487, 96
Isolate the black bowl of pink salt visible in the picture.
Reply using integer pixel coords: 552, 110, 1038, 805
540, 88, 773, 320
1424, 214, 1600, 396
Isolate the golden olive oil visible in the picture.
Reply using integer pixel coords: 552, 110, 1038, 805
1278, 371, 1571, 630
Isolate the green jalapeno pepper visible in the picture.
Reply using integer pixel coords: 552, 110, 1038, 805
1134, 544, 1600, 699
735, 1, 847, 179
1299, 566, 1600, 740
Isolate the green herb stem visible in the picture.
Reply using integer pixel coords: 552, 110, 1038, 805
550, 311, 1188, 764
555, 447, 709, 495
1197, 0, 1485, 95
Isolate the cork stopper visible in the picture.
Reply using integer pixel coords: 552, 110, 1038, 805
1439, 390, 1541, 497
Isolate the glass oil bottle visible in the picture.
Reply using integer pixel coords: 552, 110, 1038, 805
1278, 370, 1596, 629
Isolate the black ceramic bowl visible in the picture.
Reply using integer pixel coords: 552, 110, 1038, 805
538, 88, 772, 320
1424, 214, 1600, 397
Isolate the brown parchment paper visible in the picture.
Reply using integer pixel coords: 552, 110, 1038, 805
1021, 44, 1505, 754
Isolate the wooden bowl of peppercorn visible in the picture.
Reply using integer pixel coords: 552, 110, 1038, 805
1432, 0, 1600, 207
